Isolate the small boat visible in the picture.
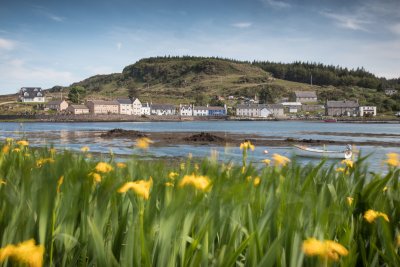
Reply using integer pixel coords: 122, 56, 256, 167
323, 118, 337, 123
294, 144, 352, 159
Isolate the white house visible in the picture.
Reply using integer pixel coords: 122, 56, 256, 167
19, 87, 46, 103
236, 104, 275, 118
180, 104, 193, 116
117, 99, 134, 115
151, 104, 176, 115
266, 104, 285, 117
193, 106, 208, 116
132, 98, 142, 115
359, 106, 377, 117
141, 102, 151, 115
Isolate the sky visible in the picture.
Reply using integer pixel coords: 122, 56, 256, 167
0, 0, 399, 94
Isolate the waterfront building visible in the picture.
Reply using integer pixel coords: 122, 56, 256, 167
19, 87, 46, 103
207, 105, 227, 116
86, 100, 120, 114
117, 99, 134, 115
46, 100, 69, 111
66, 105, 89, 114
359, 106, 377, 117
266, 104, 285, 117
281, 102, 302, 113
325, 100, 359, 116
179, 104, 193, 116
294, 91, 317, 103
141, 102, 151, 115
236, 104, 280, 118
193, 106, 208, 116
132, 98, 142, 115
150, 104, 176, 115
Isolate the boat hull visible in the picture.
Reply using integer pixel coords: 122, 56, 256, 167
294, 145, 352, 159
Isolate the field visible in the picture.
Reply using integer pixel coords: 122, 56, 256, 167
0, 139, 399, 266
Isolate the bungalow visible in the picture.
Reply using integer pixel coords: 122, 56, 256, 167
86, 100, 119, 114
281, 102, 302, 113
117, 99, 134, 115
294, 91, 317, 103
359, 106, 377, 117
141, 102, 151, 115
179, 104, 193, 116
325, 100, 359, 116
46, 100, 68, 111
66, 105, 89, 115
19, 87, 46, 103
150, 104, 176, 116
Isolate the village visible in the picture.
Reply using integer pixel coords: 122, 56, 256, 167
16, 86, 389, 119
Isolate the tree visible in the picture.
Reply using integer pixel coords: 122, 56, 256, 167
194, 93, 208, 106
68, 86, 86, 104
128, 86, 139, 99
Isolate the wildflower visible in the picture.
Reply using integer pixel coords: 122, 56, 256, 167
180, 163, 185, 170
36, 158, 55, 168
0, 239, 44, 267
336, 167, 345, 173
17, 140, 29, 146
118, 177, 153, 199
272, 153, 290, 166
188, 153, 193, 159
95, 162, 113, 173
12, 148, 21, 153
384, 153, 399, 167
1, 145, 10, 154
179, 174, 211, 191
364, 209, 389, 223
346, 197, 354, 206
165, 182, 174, 187
78, 146, 89, 153
383, 186, 388, 192
246, 175, 252, 182
194, 164, 199, 171
88, 172, 102, 183
396, 234, 400, 248
262, 159, 271, 165
240, 141, 255, 151
168, 172, 179, 180
49, 148, 56, 155
302, 238, 348, 261
241, 166, 246, 174
116, 162, 127, 168
341, 159, 354, 168
57, 176, 64, 193
135, 137, 153, 150
253, 176, 261, 186
0, 179, 6, 185
5, 137, 13, 144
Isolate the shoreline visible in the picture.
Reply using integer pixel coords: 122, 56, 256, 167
0, 114, 399, 124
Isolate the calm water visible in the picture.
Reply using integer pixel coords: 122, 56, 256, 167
1, 121, 399, 172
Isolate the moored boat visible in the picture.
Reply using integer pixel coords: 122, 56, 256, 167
294, 144, 352, 159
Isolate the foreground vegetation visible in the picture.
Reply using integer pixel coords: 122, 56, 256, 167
0, 139, 399, 266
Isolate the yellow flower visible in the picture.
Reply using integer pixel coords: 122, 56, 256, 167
165, 182, 174, 187
5, 137, 13, 144
341, 159, 354, 168
179, 174, 211, 191
116, 162, 127, 168
262, 159, 271, 165
17, 140, 29, 146
36, 158, 55, 167
57, 176, 64, 193
135, 137, 153, 150
88, 172, 102, 183
346, 197, 354, 206
168, 172, 179, 180
363, 209, 389, 223
1, 145, 10, 154
383, 186, 388, 192
396, 234, 400, 248
241, 166, 246, 174
272, 153, 291, 166
302, 238, 348, 261
118, 177, 153, 199
188, 153, 193, 159
95, 162, 113, 173
240, 141, 255, 151
0, 239, 44, 267
384, 153, 399, 167
180, 163, 185, 170
246, 175, 252, 182
253, 176, 261, 186
80, 146, 90, 152
49, 148, 56, 155
0, 179, 6, 185
12, 148, 20, 153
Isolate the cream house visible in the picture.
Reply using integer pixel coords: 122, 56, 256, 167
86, 100, 120, 114
66, 105, 89, 114
46, 100, 69, 111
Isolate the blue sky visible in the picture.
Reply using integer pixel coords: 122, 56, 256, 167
0, 0, 399, 94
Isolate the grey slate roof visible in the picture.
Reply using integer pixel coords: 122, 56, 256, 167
237, 104, 268, 109
87, 100, 120, 105
69, 105, 89, 109
326, 100, 359, 108
47, 100, 65, 105
266, 104, 284, 109
20, 87, 44, 98
151, 104, 175, 110
207, 106, 226, 110
117, 99, 133, 104
295, 91, 317, 98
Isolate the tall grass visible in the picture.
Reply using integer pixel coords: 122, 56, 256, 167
0, 141, 399, 266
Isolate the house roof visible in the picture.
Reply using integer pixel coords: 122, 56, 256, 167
47, 100, 65, 105
281, 102, 302, 106
87, 100, 120, 105
117, 99, 133, 104
20, 87, 44, 98
207, 106, 226, 111
326, 100, 359, 108
193, 106, 208, 110
151, 104, 175, 110
69, 105, 89, 109
236, 104, 267, 109
266, 104, 284, 109
295, 91, 317, 98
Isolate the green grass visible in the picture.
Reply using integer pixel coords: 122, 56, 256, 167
0, 141, 399, 266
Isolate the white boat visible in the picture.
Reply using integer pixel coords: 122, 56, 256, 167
294, 144, 352, 159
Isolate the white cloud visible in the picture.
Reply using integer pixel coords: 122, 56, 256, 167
320, 11, 370, 31
261, 0, 291, 9
232, 22, 252, 29
117, 42, 122, 50
0, 38, 16, 50
389, 23, 400, 35
49, 15, 65, 22
32, 6, 65, 22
